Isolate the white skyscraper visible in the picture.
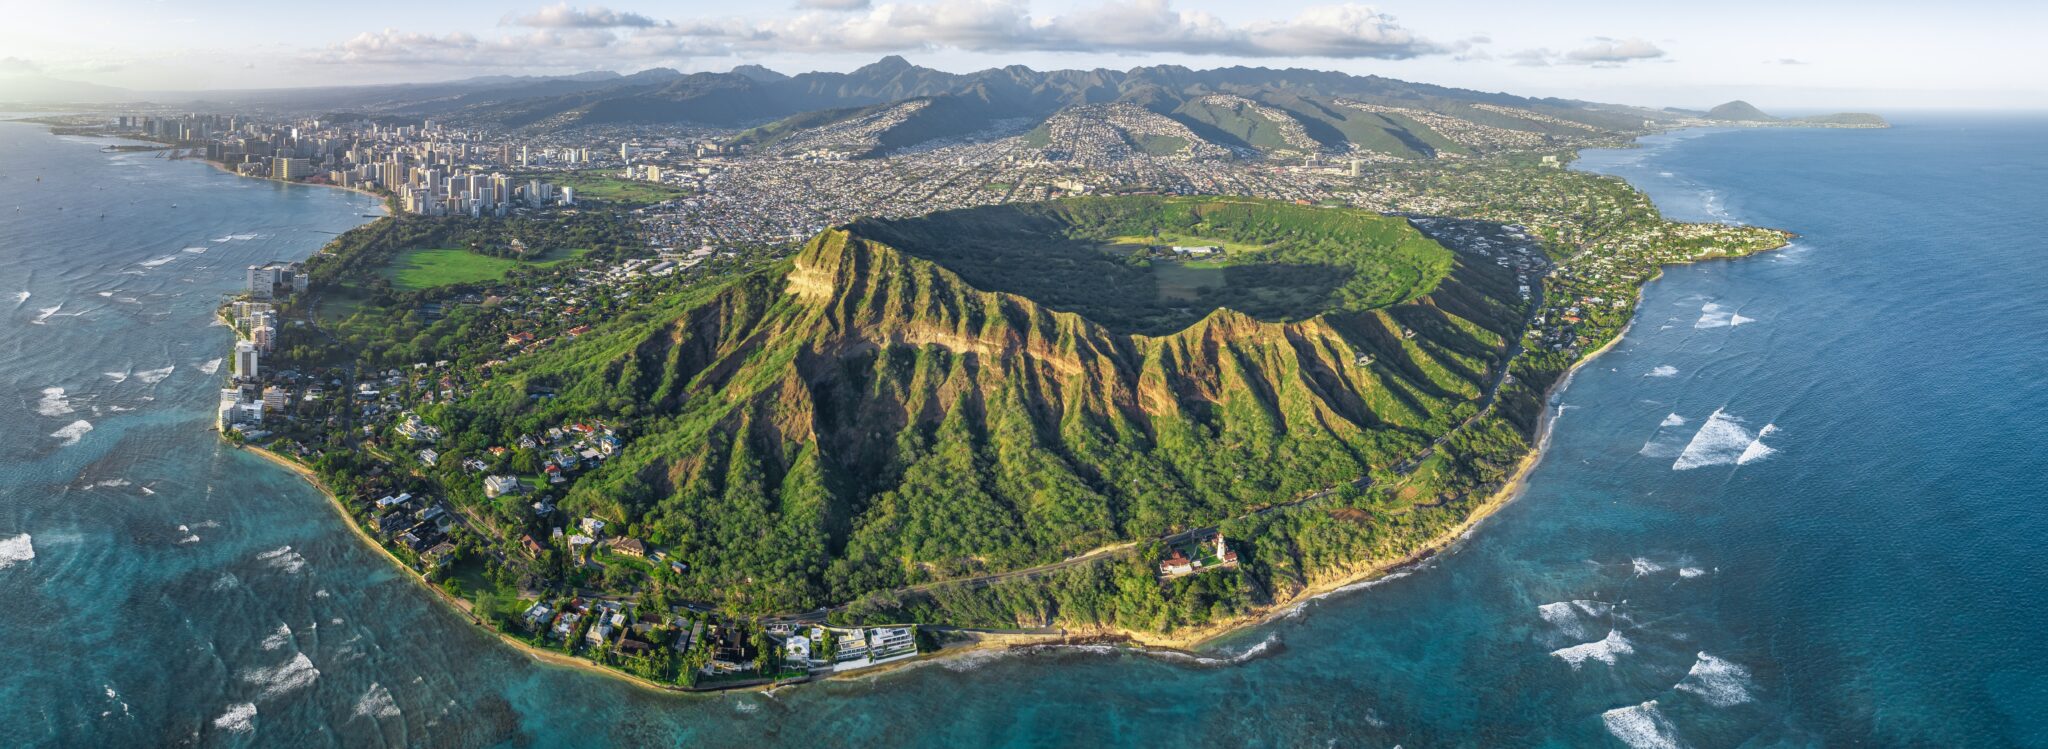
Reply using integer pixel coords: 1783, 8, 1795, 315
234, 341, 259, 381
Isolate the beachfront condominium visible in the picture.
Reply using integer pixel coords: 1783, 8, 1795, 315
234, 341, 259, 381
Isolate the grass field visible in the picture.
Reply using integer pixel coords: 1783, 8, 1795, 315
540, 170, 691, 205
384, 247, 588, 290
1110, 233, 1272, 254
1152, 261, 1225, 301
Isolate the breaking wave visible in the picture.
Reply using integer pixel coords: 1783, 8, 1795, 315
257, 545, 307, 574
353, 682, 401, 719
1632, 557, 1666, 576
1694, 302, 1755, 329
1675, 651, 1756, 707
260, 623, 292, 651
1537, 599, 1613, 641
240, 652, 320, 699
35, 387, 73, 416
1603, 700, 1684, 749
32, 304, 62, 324
138, 255, 179, 268
135, 365, 175, 384
51, 420, 94, 446
213, 703, 256, 734
1646, 365, 1679, 378
1673, 409, 1776, 470
198, 358, 223, 375
1551, 630, 1634, 669
0, 534, 33, 569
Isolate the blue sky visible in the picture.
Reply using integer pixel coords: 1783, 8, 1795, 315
2, 0, 2042, 109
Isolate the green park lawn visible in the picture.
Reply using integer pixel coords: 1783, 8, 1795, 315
384, 247, 589, 290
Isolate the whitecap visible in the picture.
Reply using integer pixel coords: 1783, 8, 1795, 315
198, 358, 223, 375
1640, 414, 1692, 458
12, 290, 27, 307
1602, 700, 1684, 749
182, 246, 209, 254
240, 652, 319, 698
103, 369, 130, 383
213, 703, 257, 734
36, 387, 73, 416
1673, 409, 1774, 470
138, 255, 179, 268
1736, 425, 1779, 465
1660, 413, 1687, 427
1646, 365, 1678, 378
257, 545, 306, 574
0, 534, 34, 569
1675, 651, 1755, 707
211, 571, 240, 591
51, 420, 94, 446
94, 479, 133, 488
32, 304, 62, 324
1678, 567, 1707, 579
261, 623, 292, 651
1694, 302, 1756, 329
353, 682, 401, 719
135, 365, 175, 384
1632, 557, 1666, 576
1537, 599, 1613, 641
1551, 630, 1634, 669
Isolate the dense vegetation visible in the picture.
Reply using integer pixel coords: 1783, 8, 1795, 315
848, 197, 1454, 335
436, 197, 1532, 621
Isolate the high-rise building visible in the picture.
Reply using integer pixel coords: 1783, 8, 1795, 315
272, 158, 313, 180
234, 341, 260, 381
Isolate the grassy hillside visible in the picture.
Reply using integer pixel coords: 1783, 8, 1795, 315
448, 197, 1528, 614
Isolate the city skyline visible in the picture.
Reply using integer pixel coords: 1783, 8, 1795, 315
2, 0, 2043, 110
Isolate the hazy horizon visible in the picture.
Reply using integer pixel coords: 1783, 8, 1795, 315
2, 0, 2042, 111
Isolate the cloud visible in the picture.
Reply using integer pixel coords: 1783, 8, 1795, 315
1510, 37, 1666, 67
1563, 37, 1665, 65
505, 3, 666, 28
1767, 57, 1806, 65
316, 0, 1450, 68
0, 57, 41, 75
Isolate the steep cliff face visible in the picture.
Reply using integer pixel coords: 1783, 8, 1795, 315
544, 203, 1525, 610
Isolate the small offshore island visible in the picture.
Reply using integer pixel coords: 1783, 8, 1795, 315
35, 73, 1875, 693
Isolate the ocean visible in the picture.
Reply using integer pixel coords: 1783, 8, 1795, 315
1, 114, 2043, 747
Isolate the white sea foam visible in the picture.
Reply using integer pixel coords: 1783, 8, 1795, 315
0, 534, 33, 569
1537, 599, 1612, 640
213, 703, 257, 734
138, 255, 179, 268
257, 545, 306, 574
1647, 365, 1679, 378
103, 369, 130, 383
36, 387, 73, 416
353, 682, 401, 719
261, 623, 292, 651
241, 652, 320, 698
1551, 629, 1635, 669
198, 357, 223, 375
1602, 700, 1684, 749
1633, 557, 1666, 576
1660, 414, 1687, 427
211, 572, 240, 591
314, 588, 331, 599
51, 420, 94, 446
1694, 302, 1756, 329
1675, 651, 1756, 707
1673, 409, 1776, 470
1737, 425, 1779, 465
135, 365, 175, 384
12, 291, 27, 307
32, 304, 62, 324
93, 479, 132, 489
1640, 414, 1692, 458
1678, 567, 1707, 579
181, 246, 209, 254
1147, 633, 1283, 667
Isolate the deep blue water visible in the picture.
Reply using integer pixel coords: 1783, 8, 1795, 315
1, 114, 2043, 747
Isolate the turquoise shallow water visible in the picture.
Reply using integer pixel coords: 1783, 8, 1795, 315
1, 115, 2043, 747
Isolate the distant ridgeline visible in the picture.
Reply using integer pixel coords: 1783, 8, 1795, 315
450, 197, 1537, 621
1670, 100, 1888, 128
